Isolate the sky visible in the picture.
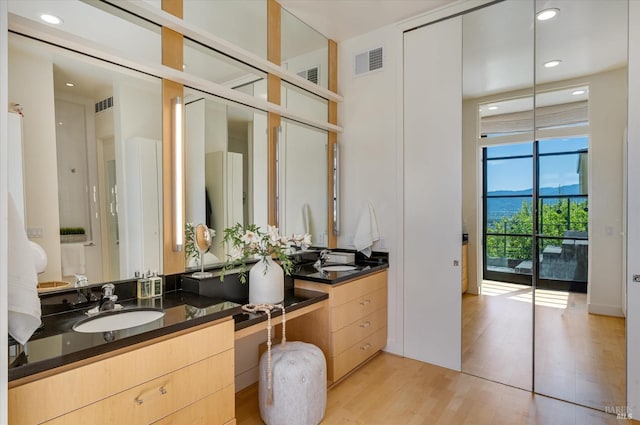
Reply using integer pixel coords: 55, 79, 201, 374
486, 137, 588, 192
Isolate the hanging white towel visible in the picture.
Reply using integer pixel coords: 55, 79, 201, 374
353, 201, 380, 258
8, 194, 42, 345
61, 243, 86, 276
295, 203, 311, 235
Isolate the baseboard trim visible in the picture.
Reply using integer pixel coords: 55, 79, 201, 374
588, 303, 624, 317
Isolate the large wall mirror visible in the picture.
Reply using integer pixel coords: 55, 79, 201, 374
281, 6, 329, 89
144, 0, 268, 59
8, 33, 163, 285
184, 85, 269, 266
461, 0, 628, 413
279, 118, 328, 247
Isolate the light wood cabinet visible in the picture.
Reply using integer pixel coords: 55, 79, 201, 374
9, 318, 235, 425
291, 270, 388, 384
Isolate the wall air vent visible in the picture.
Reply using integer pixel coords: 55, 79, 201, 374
95, 96, 113, 113
297, 66, 319, 85
354, 46, 384, 76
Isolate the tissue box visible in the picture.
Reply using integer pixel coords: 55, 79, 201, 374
326, 252, 355, 264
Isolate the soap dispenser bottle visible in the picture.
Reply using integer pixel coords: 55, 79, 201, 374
137, 271, 151, 299
150, 271, 163, 298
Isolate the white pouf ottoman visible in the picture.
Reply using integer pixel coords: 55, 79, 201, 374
259, 341, 327, 425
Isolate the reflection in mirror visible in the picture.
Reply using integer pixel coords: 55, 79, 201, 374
534, 0, 627, 412
184, 86, 268, 267
8, 0, 161, 65
144, 0, 267, 59
8, 33, 163, 285
281, 80, 329, 124
183, 37, 267, 100
461, 0, 534, 391
192, 223, 213, 279
279, 118, 328, 247
281, 6, 328, 89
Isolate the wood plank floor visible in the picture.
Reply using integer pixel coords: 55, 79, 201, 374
462, 281, 626, 412
236, 352, 635, 425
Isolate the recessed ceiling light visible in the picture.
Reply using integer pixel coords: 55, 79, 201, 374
65, 82, 75, 87
572, 90, 585, 95
544, 60, 562, 68
536, 8, 559, 21
488, 106, 499, 111
40, 14, 63, 25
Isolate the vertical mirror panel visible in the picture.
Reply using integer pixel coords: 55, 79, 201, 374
281, 80, 329, 124
534, 0, 627, 411
462, 0, 534, 391
281, 7, 329, 89
142, 0, 268, 59
8, 0, 161, 65
184, 86, 268, 267
184, 38, 267, 100
184, 0, 267, 59
279, 119, 328, 247
8, 33, 163, 285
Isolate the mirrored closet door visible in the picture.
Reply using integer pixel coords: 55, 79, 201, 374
461, 0, 628, 413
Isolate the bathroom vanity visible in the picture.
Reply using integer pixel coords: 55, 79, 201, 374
8, 254, 388, 424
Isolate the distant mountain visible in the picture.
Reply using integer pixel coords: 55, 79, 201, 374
486, 184, 583, 224
488, 184, 581, 197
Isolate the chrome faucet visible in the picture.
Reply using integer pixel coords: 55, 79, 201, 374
99, 284, 118, 312
73, 274, 97, 304
314, 250, 331, 270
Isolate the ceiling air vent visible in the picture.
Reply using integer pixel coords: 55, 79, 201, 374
354, 46, 383, 76
95, 96, 113, 113
297, 66, 319, 85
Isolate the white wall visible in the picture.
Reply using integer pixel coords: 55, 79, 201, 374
626, 0, 640, 414
337, 23, 402, 354
1, 2, 9, 421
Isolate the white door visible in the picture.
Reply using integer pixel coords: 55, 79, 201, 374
403, 17, 462, 370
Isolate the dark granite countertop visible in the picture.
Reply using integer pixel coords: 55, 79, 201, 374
289, 251, 389, 284
8, 286, 327, 382
9, 250, 387, 382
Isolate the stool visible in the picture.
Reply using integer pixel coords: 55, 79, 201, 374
259, 341, 327, 425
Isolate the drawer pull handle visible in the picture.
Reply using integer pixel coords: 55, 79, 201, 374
360, 299, 371, 306
134, 385, 168, 405
360, 321, 371, 328
360, 343, 371, 350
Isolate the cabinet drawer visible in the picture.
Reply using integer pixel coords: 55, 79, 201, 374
10, 319, 234, 425
332, 308, 387, 356
333, 327, 387, 381
332, 271, 387, 307
152, 384, 234, 425
331, 287, 387, 332
44, 349, 234, 425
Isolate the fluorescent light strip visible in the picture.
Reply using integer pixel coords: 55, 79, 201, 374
174, 96, 183, 252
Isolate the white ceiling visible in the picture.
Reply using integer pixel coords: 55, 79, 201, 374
277, 0, 458, 42
278, 0, 628, 103
7, 0, 629, 109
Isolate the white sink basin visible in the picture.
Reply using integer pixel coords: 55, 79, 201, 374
73, 309, 165, 333
322, 265, 358, 272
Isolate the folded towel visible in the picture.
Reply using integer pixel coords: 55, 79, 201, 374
8, 194, 42, 345
353, 201, 380, 258
295, 203, 311, 235
61, 243, 86, 276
